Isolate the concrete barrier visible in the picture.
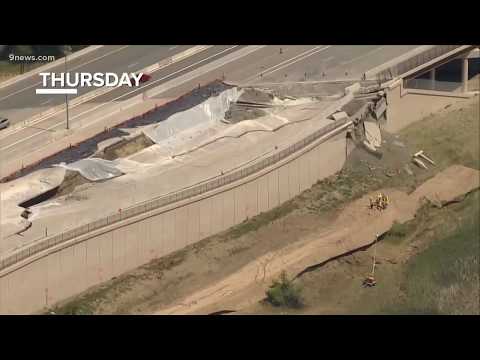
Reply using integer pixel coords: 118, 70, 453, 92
142, 45, 212, 74
467, 48, 480, 58
146, 46, 266, 99
365, 45, 473, 82
364, 46, 435, 80
171, 46, 210, 62
344, 83, 361, 94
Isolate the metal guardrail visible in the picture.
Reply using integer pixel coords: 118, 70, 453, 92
374, 45, 464, 82
0, 112, 351, 272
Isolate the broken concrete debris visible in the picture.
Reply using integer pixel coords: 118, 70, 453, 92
414, 150, 435, 166
331, 111, 348, 121
364, 121, 382, 148
373, 97, 387, 120
412, 157, 428, 170
412, 150, 435, 170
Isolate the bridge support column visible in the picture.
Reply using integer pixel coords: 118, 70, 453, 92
462, 55, 469, 93
429, 68, 436, 90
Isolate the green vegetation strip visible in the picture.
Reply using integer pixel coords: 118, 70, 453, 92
382, 191, 479, 315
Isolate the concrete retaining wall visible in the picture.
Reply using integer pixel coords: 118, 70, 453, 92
0, 130, 347, 314
384, 80, 472, 133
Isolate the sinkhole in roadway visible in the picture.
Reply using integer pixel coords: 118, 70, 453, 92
17, 170, 90, 213
11, 81, 243, 217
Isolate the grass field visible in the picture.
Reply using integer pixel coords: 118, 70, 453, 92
0, 61, 48, 82
381, 191, 479, 315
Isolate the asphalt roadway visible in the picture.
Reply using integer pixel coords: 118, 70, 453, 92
0, 45, 423, 175
157, 45, 420, 98
59, 45, 421, 105
0, 45, 193, 124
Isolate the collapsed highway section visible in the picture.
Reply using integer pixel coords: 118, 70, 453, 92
0, 78, 387, 314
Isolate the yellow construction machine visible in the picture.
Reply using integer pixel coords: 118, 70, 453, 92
369, 193, 389, 211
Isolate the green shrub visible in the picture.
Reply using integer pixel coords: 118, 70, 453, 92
384, 221, 416, 245
50, 303, 93, 315
266, 271, 303, 308
389, 221, 408, 237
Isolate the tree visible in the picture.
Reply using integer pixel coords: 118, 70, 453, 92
13, 45, 34, 74
266, 271, 304, 308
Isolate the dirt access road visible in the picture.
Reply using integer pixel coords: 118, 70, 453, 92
155, 165, 479, 314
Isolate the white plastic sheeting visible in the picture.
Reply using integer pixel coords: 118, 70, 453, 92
55, 158, 124, 181
143, 87, 242, 146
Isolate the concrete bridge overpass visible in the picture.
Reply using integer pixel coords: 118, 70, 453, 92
370, 45, 479, 133
365, 45, 479, 89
